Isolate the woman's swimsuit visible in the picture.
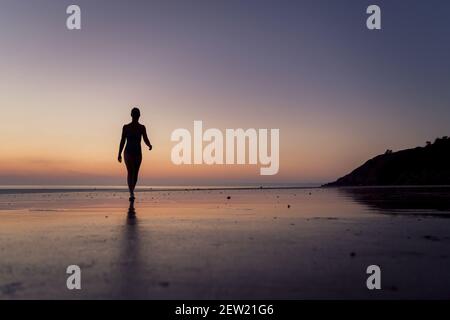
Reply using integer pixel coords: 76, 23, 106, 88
124, 130, 142, 156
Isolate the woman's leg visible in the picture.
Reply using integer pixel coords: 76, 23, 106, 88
132, 155, 142, 192
124, 153, 136, 197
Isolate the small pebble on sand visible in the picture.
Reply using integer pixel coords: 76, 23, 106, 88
158, 281, 170, 287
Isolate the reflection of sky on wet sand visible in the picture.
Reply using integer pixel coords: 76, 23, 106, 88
1, 188, 450, 299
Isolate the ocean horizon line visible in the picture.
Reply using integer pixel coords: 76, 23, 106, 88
0, 184, 322, 195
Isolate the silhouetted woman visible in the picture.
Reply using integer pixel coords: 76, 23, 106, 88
118, 107, 152, 201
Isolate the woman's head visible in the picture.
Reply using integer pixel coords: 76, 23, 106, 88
131, 107, 140, 121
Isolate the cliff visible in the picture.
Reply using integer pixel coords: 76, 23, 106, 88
324, 137, 450, 186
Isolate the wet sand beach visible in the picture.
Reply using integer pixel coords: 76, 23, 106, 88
1, 187, 450, 299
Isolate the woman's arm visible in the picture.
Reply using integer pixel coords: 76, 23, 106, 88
142, 125, 152, 150
118, 125, 126, 162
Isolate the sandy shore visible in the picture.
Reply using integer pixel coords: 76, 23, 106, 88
1, 187, 450, 299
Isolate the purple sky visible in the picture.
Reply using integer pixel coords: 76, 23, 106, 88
0, 0, 449, 185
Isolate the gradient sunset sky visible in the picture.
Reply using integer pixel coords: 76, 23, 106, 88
1, 0, 450, 186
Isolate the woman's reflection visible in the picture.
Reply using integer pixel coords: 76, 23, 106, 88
116, 201, 146, 298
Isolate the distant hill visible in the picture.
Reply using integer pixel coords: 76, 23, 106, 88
324, 137, 450, 186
